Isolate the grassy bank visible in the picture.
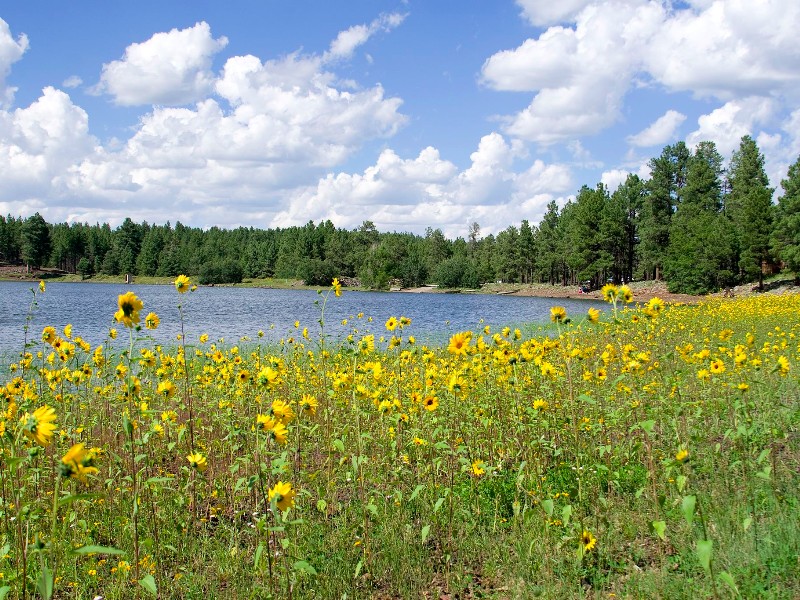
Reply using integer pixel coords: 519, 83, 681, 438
0, 282, 797, 598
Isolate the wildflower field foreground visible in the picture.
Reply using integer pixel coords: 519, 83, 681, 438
1, 280, 798, 599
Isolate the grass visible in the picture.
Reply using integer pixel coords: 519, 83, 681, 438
0, 280, 797, 598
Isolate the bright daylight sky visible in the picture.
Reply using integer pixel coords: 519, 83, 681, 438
0, 1, 798, 238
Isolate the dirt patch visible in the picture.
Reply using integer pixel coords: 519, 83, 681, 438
480, 281, 702, 304
481, 279, 800, 305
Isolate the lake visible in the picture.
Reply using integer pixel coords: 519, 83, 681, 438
0, 281, 607, 353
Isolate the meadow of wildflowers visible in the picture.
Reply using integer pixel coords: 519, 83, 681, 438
0, 278, 797, 598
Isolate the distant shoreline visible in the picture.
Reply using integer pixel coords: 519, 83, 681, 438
2, 266, 797, 304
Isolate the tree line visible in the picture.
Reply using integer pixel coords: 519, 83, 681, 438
2, 136, 799, 295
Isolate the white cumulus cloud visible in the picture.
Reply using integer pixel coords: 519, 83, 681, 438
0, 18, 29, 107
483, 1, 664, 144
627, 110, 686, 147
97, 22, 228, 106
686, 97, 776, 156
486, 0, 800, 148
0, 86, 96, 200
275, 133, 572, 236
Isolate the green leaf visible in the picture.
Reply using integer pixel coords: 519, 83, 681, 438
639, 420, 656, 435
316, 499, 328, 514
541, 498, 554, 517
676, 475, 687, 493
122, 414, 134, 437
651, 520, 667, 541
756, 448, 770, 464
561, 504, 572, 526
409, 484, 424, 502
254, 542, 264, 570
421, 524, 431, 544
433, 497, 445, 513
717, 571, 738, 594
332, 439, 345, 453
293, 560, 317, 576
696, 539, 713, 574
139, 574, 157, 597
755, 466, 771, 480
354, 559, 363, 579
681, 495, 696, 526
71, 544, 126, 556
742, 517, 753, 531
144, 477, 175, 486
0, 585, 11, 600
37, 566, 53, 599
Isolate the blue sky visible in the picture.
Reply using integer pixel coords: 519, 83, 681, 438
1, 0, 798, 237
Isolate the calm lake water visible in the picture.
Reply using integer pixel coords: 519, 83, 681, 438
0, 281, 607, 353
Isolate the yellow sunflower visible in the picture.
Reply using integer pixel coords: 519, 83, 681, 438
174, 274, 192, 293
268, 481, 296, 512
114, 291, 143, 328
19, 405, 57, 446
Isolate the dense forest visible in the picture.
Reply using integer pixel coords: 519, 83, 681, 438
2, 136, 800, 295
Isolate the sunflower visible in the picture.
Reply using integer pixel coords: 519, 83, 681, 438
550, 306, 567, 323
423, 396, 439, 412
60, 443, 99, 483
268, 481, 296, 512
299, 394, 318, 416
41, 326, 56, 345
157, 380, 176, 398
174, 274, 192, 294
581, 530, 597, 552
448, 331, 470, 355
256, 414, 288, 445
19, 405, 57, 446
114, 291, 143, 328
270, 399, 295, 424
710, 359, 726, 375
776, 356, 790, 375
332, 277, 342, 297
587, 307, 601, 323
675, 448, 690, 463
385, 316, 399, 331
359, 335, 375, 354
145, 312, 160, 330
601, 283, 617, 302
187, 452, 208, 473
619, 285, 634, 303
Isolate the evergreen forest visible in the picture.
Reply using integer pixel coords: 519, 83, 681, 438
3, 137, 800, 295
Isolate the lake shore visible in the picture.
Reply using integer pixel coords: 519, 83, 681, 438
3, 264, 797, 305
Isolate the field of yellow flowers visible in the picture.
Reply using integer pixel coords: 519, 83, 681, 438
0, 278, 797, 599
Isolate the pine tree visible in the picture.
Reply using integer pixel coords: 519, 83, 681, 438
639, 142, 689, 280
772, 155, 800, 277
727, 135, 774, 289
664, 142, 734, 294
20, 212, 52, 270
534, 200, 561, 284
